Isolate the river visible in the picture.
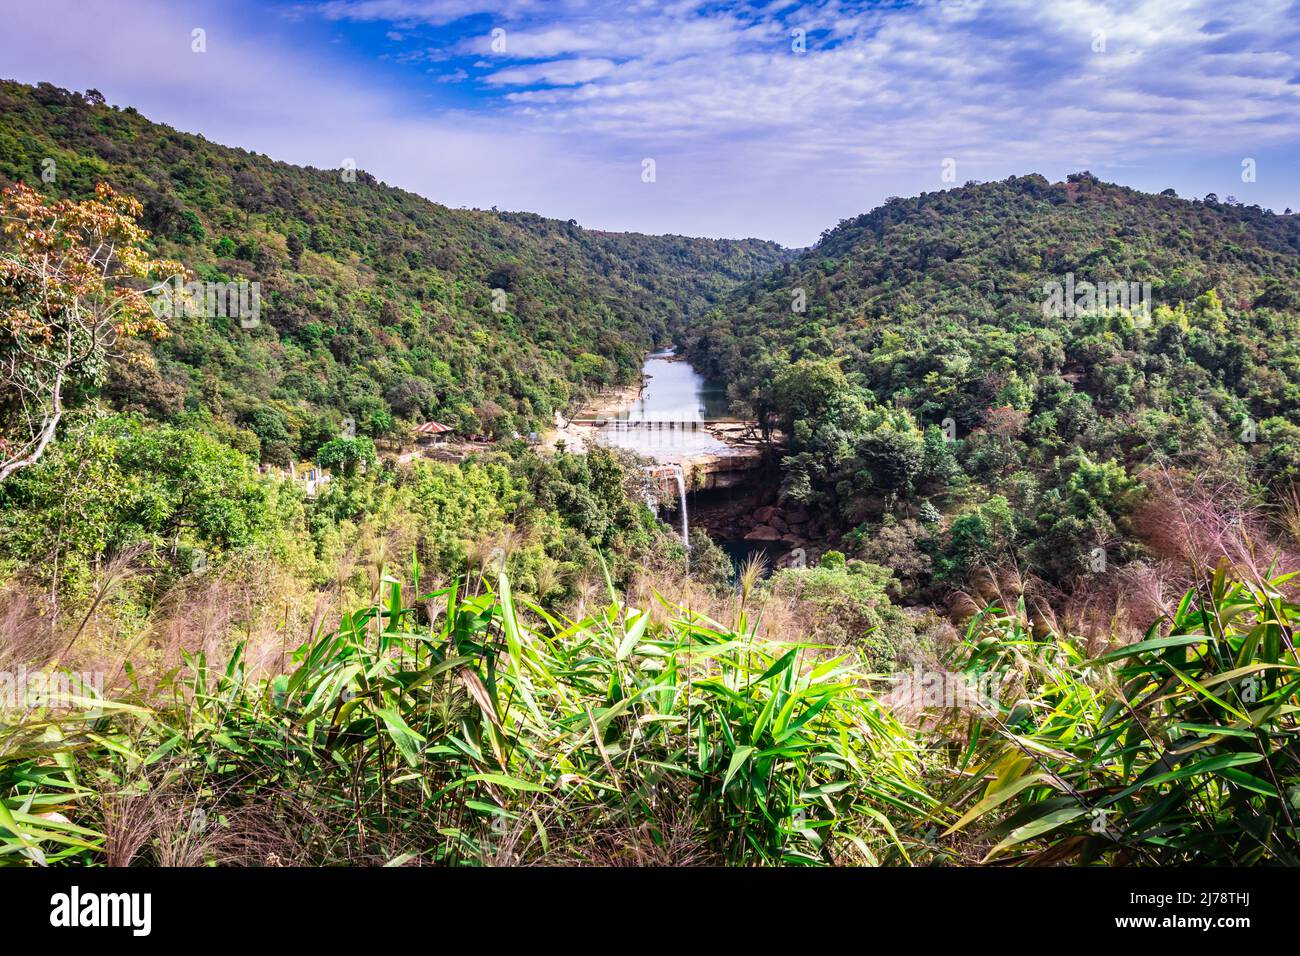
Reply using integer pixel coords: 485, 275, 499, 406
592, 348, 732, 459
591, 350, 783, 575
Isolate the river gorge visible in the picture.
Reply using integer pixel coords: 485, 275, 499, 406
578, 349, 816, 573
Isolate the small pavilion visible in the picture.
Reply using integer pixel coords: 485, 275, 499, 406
415, 421, 453, 445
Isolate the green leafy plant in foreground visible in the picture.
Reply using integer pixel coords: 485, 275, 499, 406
939, 558, 1300, 864
0, 560, 929, 866
5, 556, 1297, 866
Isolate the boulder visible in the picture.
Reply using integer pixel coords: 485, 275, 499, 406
753, 505, 778, 524
744, 524, 782, 542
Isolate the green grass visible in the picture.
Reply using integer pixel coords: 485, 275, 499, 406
0, 557, 929, 866
3, 555, 1296, 866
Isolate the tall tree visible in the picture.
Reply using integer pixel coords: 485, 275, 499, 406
0, 183, 178, 481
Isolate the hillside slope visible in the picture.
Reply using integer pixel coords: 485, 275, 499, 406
684, 173, 1300, 583
0, 80, 789, 462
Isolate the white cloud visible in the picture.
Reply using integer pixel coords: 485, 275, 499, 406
485, 58, 618, 86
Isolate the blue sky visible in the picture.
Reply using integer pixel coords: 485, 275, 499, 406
2, 0, 1299, 246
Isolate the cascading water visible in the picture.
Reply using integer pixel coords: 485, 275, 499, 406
671, 463, 689, 548
592, 350, 731, 550
645, 463, 690, 548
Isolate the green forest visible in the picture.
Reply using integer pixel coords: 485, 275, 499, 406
688, 173, 1300, 589
1, 81, 1298, 869
0, 81, 788, 457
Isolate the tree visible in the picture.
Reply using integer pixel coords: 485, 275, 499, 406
932, 495, 1015, 583
770, 357, 859, 434
0, 414, 274, 586
245, 406, 295, 465
0, 183, 178, 481
118, 417, 273, 554
316, 436, 376, 478
851, 408, 925, 494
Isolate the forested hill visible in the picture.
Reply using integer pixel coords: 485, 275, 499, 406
0, 80, 789, 462
684, 173, 1300, 583
688, 172, 1300, 385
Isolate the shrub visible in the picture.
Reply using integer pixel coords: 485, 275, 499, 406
767, 563, 917, 669
935, 559, 1300, 864
0, 565, 929, 866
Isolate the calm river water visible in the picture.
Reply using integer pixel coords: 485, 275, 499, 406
594, 349, 731, 459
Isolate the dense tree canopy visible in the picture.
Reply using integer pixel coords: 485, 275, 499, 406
685, 173, 1300, 589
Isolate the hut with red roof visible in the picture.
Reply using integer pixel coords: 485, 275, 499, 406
415, 420, 453, 445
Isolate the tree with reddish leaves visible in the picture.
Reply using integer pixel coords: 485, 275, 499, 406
0, 183, 181, 481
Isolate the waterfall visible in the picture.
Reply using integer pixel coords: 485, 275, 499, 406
643, 463, 690, 548
671, 463, 689, 548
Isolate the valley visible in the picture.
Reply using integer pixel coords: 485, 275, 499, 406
1, 78, 1298, 871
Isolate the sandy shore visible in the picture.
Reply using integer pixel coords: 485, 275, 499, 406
541, 376, 647, 453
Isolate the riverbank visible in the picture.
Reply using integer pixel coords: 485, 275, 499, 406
541, 380, 644, 454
